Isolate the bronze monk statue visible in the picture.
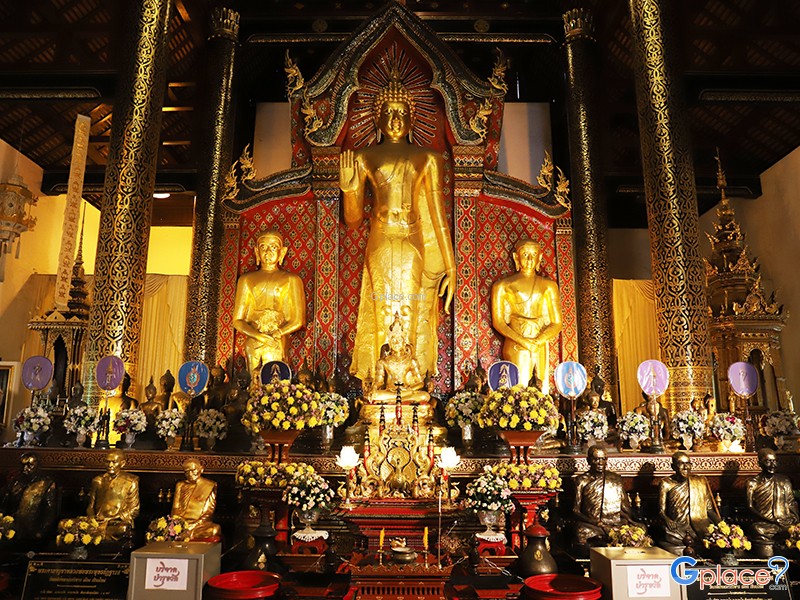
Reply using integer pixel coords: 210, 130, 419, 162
491, 239, 563, 394
233, 230, 307, 373
746, 448, 799, 557
171, 458, 222, 541
0, 452, 57, 540
86, 450, 140, 541
657, 451, 720, 553
572, 446, 643, 551
339, 68, 457, 384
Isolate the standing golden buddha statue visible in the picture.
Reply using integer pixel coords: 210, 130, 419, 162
233, 230, 307, 373
339, 68, 456, 384
491, 239, 563, 393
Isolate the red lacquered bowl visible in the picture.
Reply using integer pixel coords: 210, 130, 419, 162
523, 574, 603, 600
206, 570, 281, 599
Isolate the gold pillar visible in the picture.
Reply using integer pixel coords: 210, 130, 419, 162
85, 0, 171, 399
562, 8, 618, 399
184, 6, 240, 364
628, 0, 712, 412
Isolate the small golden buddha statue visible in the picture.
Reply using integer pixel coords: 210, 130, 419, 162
491, 239, 563, 394
171, 459, 221, 541
369, 313, 428, 405
232, 230, 307, 373
340, 67, 456, 384
86, 450, 140, 541
140, 376, 161, 425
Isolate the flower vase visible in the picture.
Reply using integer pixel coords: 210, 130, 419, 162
730, 439, 743, 452
75, 432, 87, 448
720, 439, 732, 452
165, 435, 176, 450
69, 545, 89, 561
125, 432, 136, 448
321, 424, 334, 449
775, 435, 785, 451
293, 508, 327, 542
462, 423, 474, 448
681, 434, 694, 451
476, 509, 505, 542
629, 435, 641, 451
206, 435, 217, 451
23, 431, 36, 447
717, 550, 738, 567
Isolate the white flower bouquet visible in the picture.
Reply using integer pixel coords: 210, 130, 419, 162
618, 411, 651, 442
282, 470, 335, 513
113, 409, 147, 435
671, 410, 706, 440
13, 406, 51, 433
155, 408, 185, 439
317, 392, 349, 427
63, 405, 99, 436
463, 466, 515, 513
194, 409, 228, 440
763, 410, 797, 437
445, 391, 484, 428
576, 410, 608, 442
709, 412, 745, 441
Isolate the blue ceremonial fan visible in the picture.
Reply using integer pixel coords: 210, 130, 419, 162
22, 356, 54, 392
96, 355, 124, 391
178, 361, 210, 397
554, 361, 587, 399
488, 361, 519, 390
261, 361, 292, 384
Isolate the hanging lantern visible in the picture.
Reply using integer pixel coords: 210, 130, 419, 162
0, 172, 36, 281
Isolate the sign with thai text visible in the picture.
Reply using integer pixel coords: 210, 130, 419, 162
627, 564, 671, 597
144, 558, 189, 591
22, 560, 128, 600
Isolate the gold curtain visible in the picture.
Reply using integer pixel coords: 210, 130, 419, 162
612, 279, 660, 414
20, 274, 187, 400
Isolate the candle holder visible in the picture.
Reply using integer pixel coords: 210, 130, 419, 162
336, 445, 360, 510
437, 447, 460, 508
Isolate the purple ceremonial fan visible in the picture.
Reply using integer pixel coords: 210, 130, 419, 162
554, 361, 587, 399
261, 361, 292, 384
96, 355, 124, 391
21, 356, 54, 391
728, 361, 758, 397
637, 359, 669, 397
487, 360, 519, 390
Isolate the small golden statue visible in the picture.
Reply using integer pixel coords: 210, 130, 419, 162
170, 458, 222, 541
340, 67, 457, 384
86, 450, 140, 541
491, 239, 563, 393
370, 313, 428, 404
656, 451, 720, 552
233, 230, 307, 373
746, 448, 799, 557
572, 446, 643, 549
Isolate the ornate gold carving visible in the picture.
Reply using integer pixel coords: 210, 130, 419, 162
221, 162, 239, 203
284, 50, 305, 98
469, 98, 493, 142
238, 144, 257, 183
488, 48, 509, 95
732, 275, 783, 316
301, 92, 323, 139
563, 8, 596, 42
210, 6, 239, 41
536, 151, 571, 209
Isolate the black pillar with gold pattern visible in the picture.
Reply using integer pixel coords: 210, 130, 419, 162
184, 6, 240, 364
85, 0, 171, 399
562, 7, 618, 402
628, 0, 712, 412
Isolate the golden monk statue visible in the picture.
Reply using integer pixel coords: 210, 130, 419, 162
339, 69, 456, 383
746, 448, 799, 557
233, 230, 307, 373
572, 446, 643, 549
1, 452, 57, 540
491, 239, 563, 394
370, 313, 428, 404
87, 450, 140, 541
171, 458, 222, 541
657, 451, 720, 552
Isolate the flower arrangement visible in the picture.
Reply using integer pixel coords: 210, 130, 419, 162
576, 410, 609, 442
477, 385, 559, 433
243, 380, 323, 432
282, 470, 335, 513
155, 408, 185, 439
13, 406, 51, 434
671, 410, 706, 440
235, 460, 315, 488
113, 409, 147, 435
56, 517, 102, 547
0, 514, 15, 541
703, 521, 751, 551
194, 409, 228, 440
763, 410, 798, 437
63, 405, 99, 436
709, 413, 745, 441
445, 391, 484, 428
317, 392, 349, 427
618, 411, 651, 442
784, 524, 800, 551
608, 525, 653, 548
490, 462, 561, 491
145, 515, 188, 542
463, 466, 515, 513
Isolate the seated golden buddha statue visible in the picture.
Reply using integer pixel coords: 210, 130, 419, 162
140, 376, 161, 425
154, 370, 175, 411
171, 458, 221, 541
368, 313, 429, 406
86, 450, 139, 541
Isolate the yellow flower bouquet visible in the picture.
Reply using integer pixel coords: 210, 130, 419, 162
703, 521, 751, 551
235, 460, 315, 488
57, 517, 102, 547
608, 524, 653, 548
243, 380, 323, 432
477, 384, 559, 433
784, 524, 800, 551
146, 515, 188, 542
490, 462, 562, 491
0, 514, 15, 541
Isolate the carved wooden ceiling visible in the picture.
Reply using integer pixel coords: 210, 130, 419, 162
0, 0, 797, 227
